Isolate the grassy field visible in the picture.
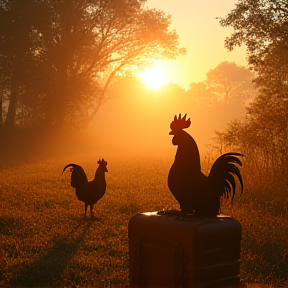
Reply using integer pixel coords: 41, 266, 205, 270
0, 154, 288, 287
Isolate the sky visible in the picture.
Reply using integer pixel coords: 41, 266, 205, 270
144, 0, 247, 89
90, 0, 249, 155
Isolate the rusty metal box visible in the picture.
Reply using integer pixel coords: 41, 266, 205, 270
128, 212, 241, 288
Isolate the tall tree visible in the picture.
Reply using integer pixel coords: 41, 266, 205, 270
0, 0, 49, 128
220, 0, 288, 100
0, 0, 185, 128
220, 0, 288, 62
187, 62, 257, 150
205, 61, 255, 105
0, 54, 11, 126
219, 0, 288, 179
188, 62, 256, 107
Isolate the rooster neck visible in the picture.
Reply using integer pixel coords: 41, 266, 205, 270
174, 135, 201, 171
93, 167, 106, 180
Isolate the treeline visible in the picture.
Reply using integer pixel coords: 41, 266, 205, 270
98, 61, 257, 154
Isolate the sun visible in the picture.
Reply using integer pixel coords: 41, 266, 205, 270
140, 67, 165, 89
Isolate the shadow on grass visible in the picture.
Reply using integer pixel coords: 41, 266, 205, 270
9, 220, 92, 287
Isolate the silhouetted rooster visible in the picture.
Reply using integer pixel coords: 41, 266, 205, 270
168, 114, 243, 216
63, 159, 108, 218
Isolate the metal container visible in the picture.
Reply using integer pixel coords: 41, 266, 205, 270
128, 211, 241, 288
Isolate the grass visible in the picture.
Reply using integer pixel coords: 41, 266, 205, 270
0, 154, 288, 287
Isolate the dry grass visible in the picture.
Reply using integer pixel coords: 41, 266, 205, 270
0, 154, 287, 287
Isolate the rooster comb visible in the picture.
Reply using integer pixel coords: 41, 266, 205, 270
170, 114, 191, 131
97, 159, 107, 166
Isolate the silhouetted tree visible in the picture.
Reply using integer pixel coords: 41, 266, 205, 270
219, 0, 288, 181
0, 56, 10, 127
188, 82, 214, 107
0, 0, 49, 128
205, 61, 256, 105
188, 62, 256, 107
220, 0, 288, 70
0, 0, 185, 129
220, 0, 288, 101
186, 62, 257, 142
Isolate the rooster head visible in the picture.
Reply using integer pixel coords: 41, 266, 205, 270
97, 159, 108, 172
169, 114, 191, 145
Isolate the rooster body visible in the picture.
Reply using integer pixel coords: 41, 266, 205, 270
63, 159, 107, 217
168, 114, 243, 216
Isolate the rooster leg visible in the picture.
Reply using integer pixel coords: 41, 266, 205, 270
85, 204, 88, 217
90, 205, 94, 218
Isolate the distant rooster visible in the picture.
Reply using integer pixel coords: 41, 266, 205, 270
63, 159, 108, 218
168, 114, 243, 216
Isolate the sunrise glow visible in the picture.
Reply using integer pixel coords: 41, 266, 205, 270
139, 67, 165, 89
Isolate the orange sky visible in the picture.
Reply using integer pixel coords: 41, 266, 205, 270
145, 0, 247, 89
89, 0, 249, 156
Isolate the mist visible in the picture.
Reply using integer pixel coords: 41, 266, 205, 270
0, 76, 251, 169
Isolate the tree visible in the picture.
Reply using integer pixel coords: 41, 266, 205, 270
188, 62, 256, 107
220, 0, 288, 105
0, 54, 11, 127
205, 61, 256, 105
189, 82, 214, 107
220, 1, 288, 61
219, 0, 288, 179
0, 0, 185, 129
184, 62, 257, 149
0, 0, 49, 128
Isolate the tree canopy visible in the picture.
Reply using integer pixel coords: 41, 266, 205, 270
188, 61, 256, 107
220, 0, 288, 98
0, 0, 185, 129
219, 0, 288, 184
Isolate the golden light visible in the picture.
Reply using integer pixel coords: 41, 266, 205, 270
139, 67, 165, 89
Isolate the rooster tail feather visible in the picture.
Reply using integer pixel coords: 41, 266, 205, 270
216, 153, 243, 167
63, 163, 78, 174
209, 152, 244, 202
224, 179, 233, 201
62, 163, 87, 188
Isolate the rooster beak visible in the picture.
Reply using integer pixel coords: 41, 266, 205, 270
169, 130, 174, 135
105, 168, 108, 172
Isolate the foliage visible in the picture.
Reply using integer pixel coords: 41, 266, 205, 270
213, 111, 288, 192
218, 0, 288, 201
220, 0, 288, 113
0, 0, 185, 128
186, 62, 257, 148
1, 155, 288, 287
189, 61, 256, 107
188, 61, 256, 107
220, 0, 288, 64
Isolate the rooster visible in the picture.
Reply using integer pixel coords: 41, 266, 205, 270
63, 159, 108, 218
168, 114, 243, 216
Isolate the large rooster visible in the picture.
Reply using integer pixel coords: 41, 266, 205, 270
63, 159, 108, 218
168, 114, 243, 216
